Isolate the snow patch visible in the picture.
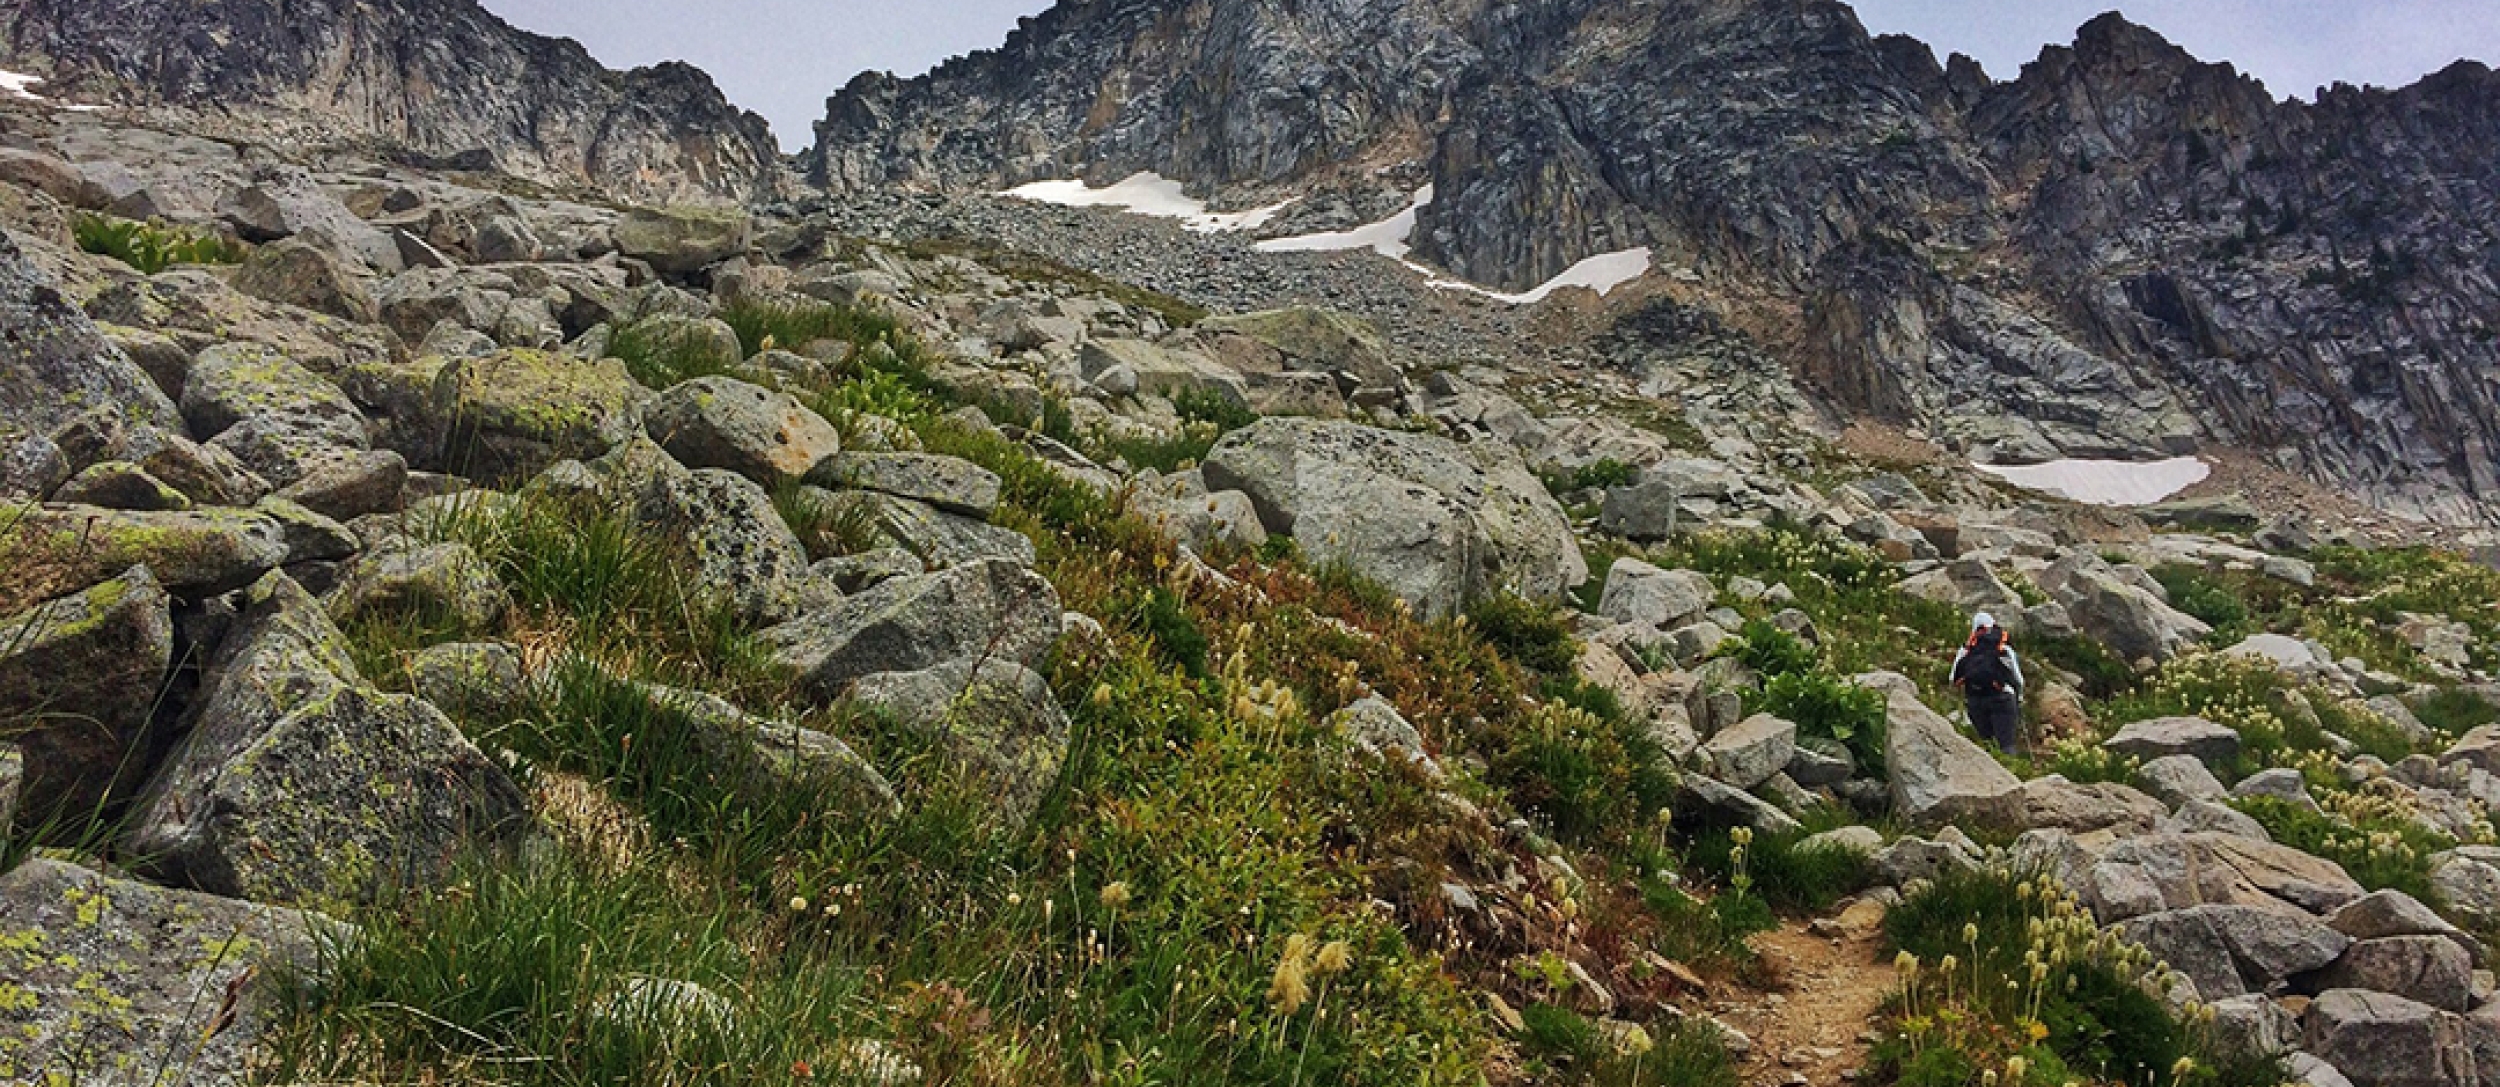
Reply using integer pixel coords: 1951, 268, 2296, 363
1435, 248, 1654, 305
1003, 172, 1293, 233
1253, 185, 1649, 303
0, 69, 46, 102
1253, 186, 1429, 259
1972, 457, 2212, 507
0, 67, 98, 111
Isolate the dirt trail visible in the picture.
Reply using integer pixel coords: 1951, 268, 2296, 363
1718, 915, 1897, 1087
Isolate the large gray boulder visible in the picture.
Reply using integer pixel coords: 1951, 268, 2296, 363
849, 657, 1069, 828
645, 375, 843, 486
2117, 905, 2350, 999
0, 232, 182, 457
1703, 714, 1797, 791
1079, 338, 1249, 404
813, 452, 1002, 519
0, 858, 333, 1086
2328, 890, 2480, 965
585, 439, 813, 625
2105, 715, 2243, 769
1197, 306, 1404, 397
2304, 990, 2476, 1087
181, 342, 367, 449
1676, 774, 1806, 836
2309, 936, 2474, 1012
613, 206, 750, 273
0, 566, 172, 828
1202, 417, 1585, 618
1898, 558, 2030, 626
231, 235, 380, 323
822, 489, 1037, 570
0, 503, 296, 605
1864, 670, 2021, 827
432, 349, 649, 482
2012, 777, 2170, 835
2097, 832, 2366, 915
123, 572, 526, 907
2210, 995, 2303, 1059
2036, 551, 2211, 663
764, 559, 1063, 703
586, 669, 897, 818
217, 169, 402, 272
2428, 847, 2500, 924
327, 541, 512, 632
2135, 753, 2230, 807
1596, 558, 1716, 629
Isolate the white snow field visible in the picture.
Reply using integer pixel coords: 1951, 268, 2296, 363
1002, 172, 1293, 233
1257, 186, 1651, 304
1, 69, 47, 101
1253, 186, 1430, 259
1444, 247, 1653, 305
1021, 174, 1653, 303
1972, 457, 2213, 507
0, 68, 99, 111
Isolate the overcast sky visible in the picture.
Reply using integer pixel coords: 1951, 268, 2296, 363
477, 0, 2500, 150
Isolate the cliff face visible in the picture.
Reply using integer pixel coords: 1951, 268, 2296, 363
809, 0, 2500, 525
810, 0, 1489, 196
0, 0, 785, 205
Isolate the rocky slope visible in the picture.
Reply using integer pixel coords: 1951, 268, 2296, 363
810, 0, 2500, 527
6, 74, 2500, 1087
0, 0, 784, 205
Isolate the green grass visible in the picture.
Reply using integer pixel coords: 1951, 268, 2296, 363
1681, 819, 1873, 916
2233, 795, 2455, 906
1516, 1003, 1743, 1086
72, 212, 243, 273
1758, 670, 1888, 779
1103, 388, 1262, 473
2412, 688, 2500, 737
2105, 651, 2431, 780
607, 315, 745, 390
264, 842, 864, 1086
720, 296, 907, 358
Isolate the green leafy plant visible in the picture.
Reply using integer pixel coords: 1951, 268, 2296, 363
72, 212, 243, 273
1759, 670, 1888, 777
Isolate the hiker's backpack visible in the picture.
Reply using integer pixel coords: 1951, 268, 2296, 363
1960, 629, 2012, 694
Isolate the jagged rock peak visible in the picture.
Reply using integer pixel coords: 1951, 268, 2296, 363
810, 0, 2500, 526
0, 0, 785, 206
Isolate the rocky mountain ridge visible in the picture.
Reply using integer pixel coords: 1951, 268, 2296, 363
809, 0, 2500, 528
0, 0, 785, 206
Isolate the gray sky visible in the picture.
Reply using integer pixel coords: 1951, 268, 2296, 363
477, 0, 2500, 150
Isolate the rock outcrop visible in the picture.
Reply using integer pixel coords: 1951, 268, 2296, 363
1, 0, 782, 205
1202, 417, 1585, 617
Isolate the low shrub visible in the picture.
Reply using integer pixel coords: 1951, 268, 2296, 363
1759, 669, 1888, 778
1467, 593, 1583, 676
2411, 688, 2500, 738
72, 212, 243, 273
1489, 702, 1677, 846
1728, 618, 1817, 679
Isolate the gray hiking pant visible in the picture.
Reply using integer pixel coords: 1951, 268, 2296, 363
1967, 690, 2020, 753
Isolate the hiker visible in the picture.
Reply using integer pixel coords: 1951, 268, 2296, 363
1950, 612, 2025, 753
